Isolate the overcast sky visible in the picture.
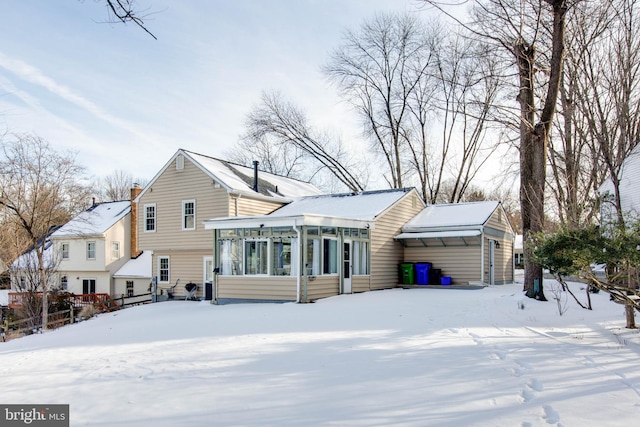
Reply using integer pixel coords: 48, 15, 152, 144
0, 0, 432, 184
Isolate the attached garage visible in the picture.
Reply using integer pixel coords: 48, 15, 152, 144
395, 201, 515, 286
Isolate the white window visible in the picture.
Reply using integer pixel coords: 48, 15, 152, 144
182, 200, 195, 230
158, 256, 170, 283
126, 280, 134, 297
306, 238, 321, 276
219, 240, 242, 275
86, 241, 96, 260
111, 242, 120, 259
60, 276, 68, 291
353, 241, 369, 275
323, 238, 338, 275
244, 240, 268, 275
61, 243, 69, 260
144, 204, 156, 232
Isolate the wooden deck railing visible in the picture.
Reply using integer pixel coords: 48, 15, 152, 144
8, 292, 120, 312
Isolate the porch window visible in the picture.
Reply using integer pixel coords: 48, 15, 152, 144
323, 238, 338, 275
220, 240, 242, 275
245, 240, 268, 275
306, 238, 321, 275
352, 241, 369, 275
272, 238, 295, 276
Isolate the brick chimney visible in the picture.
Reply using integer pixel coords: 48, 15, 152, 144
130, 184, 143, 259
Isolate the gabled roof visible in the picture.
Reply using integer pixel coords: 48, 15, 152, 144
204, 188, 420, 230
137, 149, 323, 203
113, 251, 152, 279
52, 201, 130, 237
401, 201, 501, 233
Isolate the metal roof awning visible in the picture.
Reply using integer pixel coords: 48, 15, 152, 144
395, 230, 481, 240
394, 229, 482, 247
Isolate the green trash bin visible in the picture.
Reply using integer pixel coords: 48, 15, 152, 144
399, 263, 415, 284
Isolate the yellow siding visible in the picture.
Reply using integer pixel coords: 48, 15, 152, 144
152, 250, 212, 298
138, 156, 230, 251
306, 276, 340, 301
371, 192, 424, 289
352, 275, 371, 293
231, 195, 284, 217
483, 208, 515, 284
404, 244, 482, 284
217, 276, 297, 300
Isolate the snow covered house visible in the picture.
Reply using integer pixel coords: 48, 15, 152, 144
51, 201, 132, 295
203, 188, 425, 303
135, 149, 323, 300
112, 250, 152, 298
395, 201, 515, 286
598, 145, 640, 226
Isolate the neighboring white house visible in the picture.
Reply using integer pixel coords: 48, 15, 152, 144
51, 201, 132, 296
599, 145, 640, 226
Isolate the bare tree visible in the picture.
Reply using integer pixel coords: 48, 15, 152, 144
571, 0, 640, 229
97, 169, 147, 202
242, 91, 366, 192
0, 134, 90, 329
424, 0, 571, 300
324, 13, 433, 191
102, 0, 158, 40
324, 12, 502, 203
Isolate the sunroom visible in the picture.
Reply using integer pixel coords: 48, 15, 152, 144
204, 214, 373, 303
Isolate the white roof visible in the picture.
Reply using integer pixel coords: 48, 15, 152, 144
113, 251, 152, 279
138, 149, 322, 203
402, 201, 500, 232
52, 201, 130, 237
204, 189, 417, 230
269, 189, 416, 221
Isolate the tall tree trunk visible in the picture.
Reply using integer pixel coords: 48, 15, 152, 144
520, 0, 567, 300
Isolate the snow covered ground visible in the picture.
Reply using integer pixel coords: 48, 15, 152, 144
1, 279, 640, 426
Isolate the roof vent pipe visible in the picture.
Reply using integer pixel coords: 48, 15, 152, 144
253, 160, 259, 193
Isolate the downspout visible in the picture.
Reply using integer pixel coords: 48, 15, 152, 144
212, 229, 219, 305
293, 222, 301, 303
480, 228, 486, 285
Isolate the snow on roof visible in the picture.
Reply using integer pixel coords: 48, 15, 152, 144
268, 189, 415, 221
52, 201, 130, 237
113, 251, 152, 279
402, 201, 500, 232
184, 151, 323, 199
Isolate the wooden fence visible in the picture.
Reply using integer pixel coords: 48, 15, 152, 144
1, 308, 74, 342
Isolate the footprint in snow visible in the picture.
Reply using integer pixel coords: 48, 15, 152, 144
542, 405, 560, 424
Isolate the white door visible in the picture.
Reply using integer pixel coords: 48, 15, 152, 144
489, 240, 496, 285
203, 256, 214, 300
342, 240, 352, 294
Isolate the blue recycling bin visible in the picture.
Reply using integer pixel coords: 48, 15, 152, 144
415, 263, 432, 285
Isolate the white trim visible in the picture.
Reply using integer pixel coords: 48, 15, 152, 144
144, 203, 157, 233
395, 230, 481, 240
86, 241, 96, 260
182, 199, 196, 231
158, 256, 170, 284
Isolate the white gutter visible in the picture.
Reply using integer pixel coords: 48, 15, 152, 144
293, 221, 301, 303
